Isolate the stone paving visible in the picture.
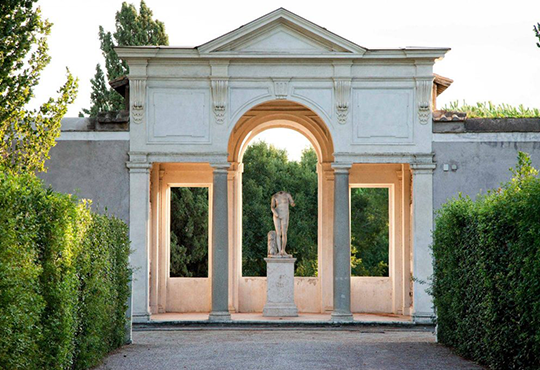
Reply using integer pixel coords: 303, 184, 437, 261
96, 328, 484, 370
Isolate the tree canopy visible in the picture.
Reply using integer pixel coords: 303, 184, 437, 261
350, 188, 389, 277
81, 0, 168, 117
170, 187, 209, 278
0, 0, 78, 174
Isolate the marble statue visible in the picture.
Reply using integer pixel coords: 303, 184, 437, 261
267, 231, 278, 256
270, 191, 295, 257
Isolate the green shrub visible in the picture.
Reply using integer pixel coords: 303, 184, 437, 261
433, 152, 540, 369
73, 212, 130, 369
0, 174, 45, 369
0, 173, 131, 370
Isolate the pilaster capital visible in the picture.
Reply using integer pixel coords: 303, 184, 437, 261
126, 161, 152, 173
127, 151, 151, 173
410, 163, 436, 174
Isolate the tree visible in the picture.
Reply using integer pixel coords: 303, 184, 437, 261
81, 1, 169, 116
170, 187, 209, 278
0, 0, 78, 174
350, 188, 389, 276
535, 23, 540, 48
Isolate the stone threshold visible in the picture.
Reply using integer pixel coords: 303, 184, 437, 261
134, 312, 427, 330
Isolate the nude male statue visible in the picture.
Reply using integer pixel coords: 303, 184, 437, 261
270, 191, 295, 256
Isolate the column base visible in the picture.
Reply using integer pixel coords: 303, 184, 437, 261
413, 312, 435, 324
208, 311, 232, 322
331, 311, 354, 322
132, 313, 150, 323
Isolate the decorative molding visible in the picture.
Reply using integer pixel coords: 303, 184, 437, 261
211, 79, 228, 124
211, 163, 231, 175
433, 132, 540, 142
272, 79, 290, 99
416, 80, 432, 125
57, 131, 129, 141
331, 162, 353, 173
126, 152, 151, 173
410, 162, 436, 174
131, 79, 146, 124
333, 79, 351, 124
333, 151, 434, 164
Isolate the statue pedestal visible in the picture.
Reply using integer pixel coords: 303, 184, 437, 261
263, 257, 298, 317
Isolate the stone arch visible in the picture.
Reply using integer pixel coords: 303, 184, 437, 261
228, 100, 334, 164
226, 99, 335, 314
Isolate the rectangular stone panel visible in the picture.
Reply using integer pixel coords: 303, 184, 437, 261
148, 88, 210, 143
352, 89, 413, 144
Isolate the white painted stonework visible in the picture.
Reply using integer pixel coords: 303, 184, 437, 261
263, 258, 298, 317
116, 8, 449, 324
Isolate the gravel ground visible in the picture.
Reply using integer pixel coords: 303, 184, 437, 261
95, 328, 483, 370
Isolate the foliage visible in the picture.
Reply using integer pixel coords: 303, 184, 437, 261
0, 0, 78, 174
442, 100, 540, 118
432, 152, 540, 369
0, 173, 131, 370
81, 0, 168, 117
534, 22, 540, 48
351, 188, 389, 276
170, 187, 209, 277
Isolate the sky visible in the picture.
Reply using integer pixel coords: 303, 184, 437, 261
32, 0, 540, 159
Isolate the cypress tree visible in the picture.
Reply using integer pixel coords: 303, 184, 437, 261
81, 1, 168, 116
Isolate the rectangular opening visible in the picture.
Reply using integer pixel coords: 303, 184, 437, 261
169, 186, 209, 278
350, 187, 389, 277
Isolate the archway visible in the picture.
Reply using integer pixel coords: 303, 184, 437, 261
227, 100, 336, 313
147, 99, 411, 318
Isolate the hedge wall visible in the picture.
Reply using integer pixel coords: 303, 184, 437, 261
432, 152, 540, 370
0, 173, 131, 370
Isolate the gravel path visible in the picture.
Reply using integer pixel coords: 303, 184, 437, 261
96, 328, 483, 370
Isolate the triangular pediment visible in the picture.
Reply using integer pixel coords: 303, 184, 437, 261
198, 8, 367, 55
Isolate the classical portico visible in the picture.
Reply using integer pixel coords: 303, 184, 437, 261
118, 8, 448, 324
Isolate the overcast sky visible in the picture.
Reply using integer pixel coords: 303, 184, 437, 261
32, 0, 540, 159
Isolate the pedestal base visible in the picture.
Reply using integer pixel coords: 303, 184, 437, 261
263, 257, 298, 317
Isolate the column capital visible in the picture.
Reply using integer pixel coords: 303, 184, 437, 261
331, 162, 352, 174
210, 162, 231, 174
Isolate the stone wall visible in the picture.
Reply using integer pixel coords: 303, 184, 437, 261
432, 117, 540, 211
38, 118, 130, 222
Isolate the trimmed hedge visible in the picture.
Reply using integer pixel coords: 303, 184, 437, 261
0, 173, 130, 370
432, 152, 540, 369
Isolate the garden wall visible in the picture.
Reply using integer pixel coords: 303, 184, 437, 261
39, 118, 129, 222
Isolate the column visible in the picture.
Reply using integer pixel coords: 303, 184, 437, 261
209, 163, 231, 321
126, 153, 152, 323
331, 164, 353, 322
410, 163, 436, 323
320, 163, 334, 313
